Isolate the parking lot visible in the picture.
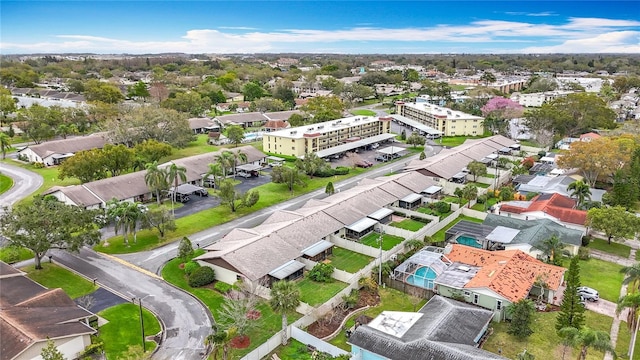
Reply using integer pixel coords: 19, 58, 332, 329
326, 140, 410, 168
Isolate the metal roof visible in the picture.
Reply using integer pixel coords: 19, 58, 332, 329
485, 226, 520, 244
346, 217, 379, 233
377, 146, 406, 155
400, 193, 422, 203
170, 183, 204, 195
268, 259, 305, 279
236, 163, 262, 171
388, 114, 444, 135
368, 208, 394, 220
315, 133, 396, 158
421, 186, 442, 195
301, 240, 334, 257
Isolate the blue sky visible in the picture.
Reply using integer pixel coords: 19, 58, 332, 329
1, 1, 639, 54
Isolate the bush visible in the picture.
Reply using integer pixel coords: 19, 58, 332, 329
308, 263, 335, 282
33, 162, 45, 169
314, 168, 336, 177
334, 166, 350, 175
581, 235, 592, 247
0, 247, 21, 264
184, 261, 200, 276
410, 215, 431, 224
214, 281, 232, 294
188, 266, 215, 287
578, 247, 591, 260
434, 201, 451, 214
476, 194, 487, 204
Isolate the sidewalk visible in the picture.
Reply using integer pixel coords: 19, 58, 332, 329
603, 247, 636, 360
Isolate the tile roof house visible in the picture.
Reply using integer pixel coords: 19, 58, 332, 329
348, 295, 506, 360
17, 133, 109, 166
0, 262, 96, 360
435, 245, 565, 320
498, 192, 588, 227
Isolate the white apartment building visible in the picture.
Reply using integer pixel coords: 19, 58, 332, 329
262, 116, 391, 157
510, 91, 574, 107
396, 102, 483, 136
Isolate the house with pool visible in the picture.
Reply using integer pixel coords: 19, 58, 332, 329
434, 245, 566, 321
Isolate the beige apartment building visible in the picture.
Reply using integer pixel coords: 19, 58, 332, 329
396, 102, 484, 136
263, 116, 391, 157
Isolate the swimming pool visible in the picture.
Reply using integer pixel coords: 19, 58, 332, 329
405, 266, 438, 289
456, 235, 482, 248
244, 132, 263, 141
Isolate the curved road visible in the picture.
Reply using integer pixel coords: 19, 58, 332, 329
0, 161, 213, 360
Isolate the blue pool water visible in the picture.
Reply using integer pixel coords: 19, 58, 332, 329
456, 235, 482, 248
406, 266, 438, 289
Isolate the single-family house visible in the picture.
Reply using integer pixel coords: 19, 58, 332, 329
498, 192, 588, 227
188, 117, 220, 134
514, 174, 605, 202
224, 92, 244, 102
435, 245, 566, 321
348, 295, 506, 360
215, 112, 268, 129
0, 262, 97, 360
17, 133, 108, 166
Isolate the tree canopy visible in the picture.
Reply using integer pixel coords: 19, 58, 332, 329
108, 106, 194, 148
301, 96, 345, 123
587, 206, 639, 244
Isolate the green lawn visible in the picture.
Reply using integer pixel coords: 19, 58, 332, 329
436, 136, 491, 148
350, 109, 377, 117
471, 197, 499, 211
297, 277, 348, 307
98, 303, 161, 360
330, 247, 373, 273
360, 233, 404, 250
162, 250, 300, 359
416, 206, 453, 220
5, 161, 81, 205
329, 288, 427, 350
469, 181, 490, 189
569, 258, 624, 302
0, 173, 13, 194
97, 167, 367, 254
23, 263, 97, 299
431, 215, 484, 242
443, 196, 468, 205
160, 135, 219, 162
483, 311, 615, 360
0, 246, 34, 264
390, 219, 427, 231
272, 339, 315, 360
146, 200, 184, 211
587, 238, 632, 259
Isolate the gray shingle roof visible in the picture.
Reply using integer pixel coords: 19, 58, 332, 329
19, 133, 108, 159
483, 214, 583, 246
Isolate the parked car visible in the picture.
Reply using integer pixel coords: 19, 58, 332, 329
356, 160, 373, 168
375, 155, 388, 162
237, 171, 252, 178
577, 286, 599, 301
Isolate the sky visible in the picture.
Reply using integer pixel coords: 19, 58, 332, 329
1, 1, 639, 54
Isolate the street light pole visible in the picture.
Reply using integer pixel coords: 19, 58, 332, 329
132, 295, 153, 352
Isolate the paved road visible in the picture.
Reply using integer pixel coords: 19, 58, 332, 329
117, 147, 441, 275
0, 161, 43, 209
50, 248, 212, 360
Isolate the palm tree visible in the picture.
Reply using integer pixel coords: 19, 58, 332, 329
144, 161, 168, 205
230, 150, 247, 178
124, 202, 145, 244
568, 181, 591, 209
536, 235, 566, 265
269, 280, 301, 345
559, 326, 616, 360
205, 162, 223, 189
461, 183, 478, 208
621, 263, 640, 292
165, 163, 187, 216
205, 323, 235, 360
0, 133, 11, 160
617, 293, 640, 357
214, 151, 236, 177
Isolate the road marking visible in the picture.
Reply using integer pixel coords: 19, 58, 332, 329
100, 252, 163, 279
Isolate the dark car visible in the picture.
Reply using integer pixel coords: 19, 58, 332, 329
356, 160, 373, 168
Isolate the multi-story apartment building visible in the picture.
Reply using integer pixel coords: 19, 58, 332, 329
396, 102, 484, 136
262, 116, 391, 157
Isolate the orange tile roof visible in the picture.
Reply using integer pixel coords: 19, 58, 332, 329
500, 193, 587, 225
445, 245, 565, 302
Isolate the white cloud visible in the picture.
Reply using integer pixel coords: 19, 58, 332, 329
1, 17, 639, 54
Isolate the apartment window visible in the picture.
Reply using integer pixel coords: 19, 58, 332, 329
292, 147, 295, 150
473, 294, 479, 304
464, 291, 471, 297
496, 300, 502, 310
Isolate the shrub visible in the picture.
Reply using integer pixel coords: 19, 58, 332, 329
0, 247, 21, 264
434, 201, 450, 214
214, 281, 232, 294
33, 162, 45, 169
314, 168, 335, 177
476, 194, 487, 204
334, 166, 350, 175
308, 263, 335, 282
525, 192, 539, 201
184, 261, 200, 276
409, 215, 431, 224
581, 235, 592, 247
578, 247, 591, 260
188, 266, 215, 287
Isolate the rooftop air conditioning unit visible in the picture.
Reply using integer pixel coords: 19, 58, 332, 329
458, 265, 471, 272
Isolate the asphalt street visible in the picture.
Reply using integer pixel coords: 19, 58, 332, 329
0, 161, 43, 210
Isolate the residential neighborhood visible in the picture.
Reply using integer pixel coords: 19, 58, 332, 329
1, 43, 640, 360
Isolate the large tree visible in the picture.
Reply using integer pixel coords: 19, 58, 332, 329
507, 299, 536, 339
134, 139, 173, 164
406, 133, 426, 148
217, 179, 259, 212
556, 256, 586, 332
621, 263, 640, 293
536, 235, 566, 266
161, 91, 211, 116
84, 79, 124, 104
559, 327, 615, 360
467, 160, 487, 182
226, 126, 245, 148
144, 161, 168, 205
106, 200, 146, 245
165, 163, 187, 215
143, 206, 176, 239
301, 96, 345, 123
58, 148, 107, 183
108, 106, 194, 148
586, 206, 639, 244
481, 96, 524, 135
16, 104, 61, 144
295, 152, 327, 178
271, 166, 307, 193
0, 198, 102, 269
460, 183, 478, 208
269, 280, 301, 345
0, 133, 11, 159
101, 144, 135, 177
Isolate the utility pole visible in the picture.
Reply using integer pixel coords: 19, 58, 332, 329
378, 229, 384, 285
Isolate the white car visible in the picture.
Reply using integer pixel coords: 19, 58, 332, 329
577, 286, 599, 301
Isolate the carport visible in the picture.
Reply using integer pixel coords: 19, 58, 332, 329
301, 240, 334, 262
389, 114, 443, 139
169, 183, 207, 202
376, 146, 405, 160
236, 163, 262, 177
266, 156, 285, 166
421, 185, 443, 199
315, 133, 397, 159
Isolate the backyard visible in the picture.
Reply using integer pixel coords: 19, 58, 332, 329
162, 252, 300, 358
360, 232, 404, 250
483, 310, 628, 360
471, 197, 499, 212
329, 247, 373, 273
431, 215, 484, 243
570, 257, 624, 302
297, 277, 349, 307
389, 218, 428, 231
416, 206, 452, 220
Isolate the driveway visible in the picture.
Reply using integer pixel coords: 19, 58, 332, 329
51, 248, 212, 360
584, 298, 628, 320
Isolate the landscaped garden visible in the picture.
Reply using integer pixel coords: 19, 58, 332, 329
586, 237, 632, 259
443, 196, 467, 206
471, 197, 499, 211
417, 201, 453, 220
98, 303, 161, 359
483, 310, 624, 360
24, 263, 97, 299
329, 247, 373, 273
360, 232, 404, 250
389, 218, 428, 231
297, 277, 349, 307
161, 251, 301, 358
